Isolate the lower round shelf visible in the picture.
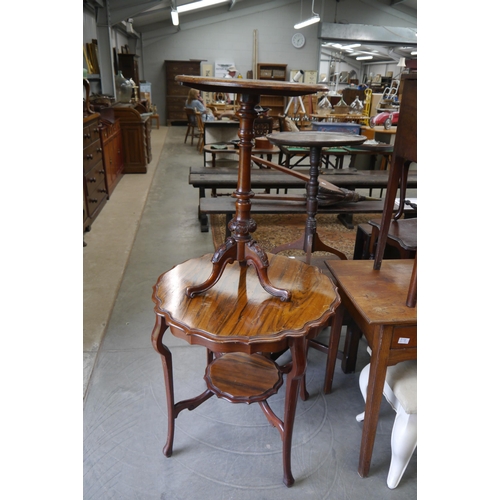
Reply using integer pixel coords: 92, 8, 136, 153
204, 352, 283, 404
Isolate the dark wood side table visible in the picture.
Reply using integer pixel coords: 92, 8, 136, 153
265, 131, 367, 262
323, 259, 417, 478
151, 253, 340, 487
176, 76, 328, 301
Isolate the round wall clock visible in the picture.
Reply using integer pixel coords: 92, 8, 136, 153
291, 32, 306, 49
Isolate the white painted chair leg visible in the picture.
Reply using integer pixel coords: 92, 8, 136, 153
356, 359, 417, 489
355, 363, 370, 422
387, 411, 417, 489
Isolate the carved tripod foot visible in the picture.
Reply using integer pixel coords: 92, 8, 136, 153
185, 237, 292, 301
185, 237, 238, 298
245, 240, 292, 302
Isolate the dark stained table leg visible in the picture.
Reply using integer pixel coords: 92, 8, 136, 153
186, 94, 291, 302
272, 145, 348, 262
282, 336, 308, 487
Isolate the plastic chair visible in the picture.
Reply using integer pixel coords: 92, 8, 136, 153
356, 357, 417, 489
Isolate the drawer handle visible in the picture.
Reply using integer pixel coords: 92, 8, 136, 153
98, 188, 107, 194
89, 177, 96, 183
84, 133, 91, 139
86, 154, 93, 160
89, 198, 98, 203
99, 169, 105, 174
97, 147, 102, 152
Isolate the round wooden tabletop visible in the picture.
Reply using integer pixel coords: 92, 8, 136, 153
175, 75, 329, 97
152, 253, 340, 350
267, 131, 367, 148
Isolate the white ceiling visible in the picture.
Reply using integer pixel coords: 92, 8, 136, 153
103, 0, 417, 36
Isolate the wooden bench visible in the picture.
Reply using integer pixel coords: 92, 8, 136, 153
200, 197, 416, 238
189, 167, 417, 232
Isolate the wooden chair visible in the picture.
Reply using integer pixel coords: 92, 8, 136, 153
184, 107, 197, 145
372, 73, 417, 308
194, 110, 205, 153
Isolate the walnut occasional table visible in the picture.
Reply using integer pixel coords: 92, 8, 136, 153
176, 76, 328, 301
265, 131, 366, 262
151, 253, 340, 487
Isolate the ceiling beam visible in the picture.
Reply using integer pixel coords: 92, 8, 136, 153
320, 22, 417, 46
107, 0, 164, 26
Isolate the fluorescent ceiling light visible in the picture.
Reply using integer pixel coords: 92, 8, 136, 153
177, 0, 227, 13
294, 16, 320, 29
356, 55, 373, 60
294, 0, 320, 29
171, 9, 179, 25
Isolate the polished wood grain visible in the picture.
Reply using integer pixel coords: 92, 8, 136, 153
175, 75, 328, 96
205, 352, 283, 403
153, 253, 339, 348
324, 259, 417, 478
151, 253, 340, 487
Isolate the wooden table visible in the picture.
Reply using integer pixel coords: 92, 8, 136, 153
203, 143, 280, 168
323, 259, 417, 478
189, 167, 417, 232
151, 253, 340, 487
265, 131, 366, 262
176, 76, 328, 301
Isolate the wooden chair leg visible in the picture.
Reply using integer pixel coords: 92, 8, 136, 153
341, 320, 362, 374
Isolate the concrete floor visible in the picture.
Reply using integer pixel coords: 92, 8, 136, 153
83, 126, 417, 499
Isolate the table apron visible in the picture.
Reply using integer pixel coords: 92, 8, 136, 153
167, 322, 328, 355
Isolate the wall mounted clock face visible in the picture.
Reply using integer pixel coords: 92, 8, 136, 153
291, 32, 306, 49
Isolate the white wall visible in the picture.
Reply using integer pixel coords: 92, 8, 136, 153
84, 0, 416, 124
140, 0, 415, 124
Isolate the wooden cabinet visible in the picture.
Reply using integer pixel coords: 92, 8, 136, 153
118, 53, 140, 84
165, 59, 204, 124
100, 117, 124, 196
112, 103, 152, 173
83, 113, 107, 232
257, 63, 287, 119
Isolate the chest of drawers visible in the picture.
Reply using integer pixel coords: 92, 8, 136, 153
100, 117, 124, 195
83, 113, 107, 232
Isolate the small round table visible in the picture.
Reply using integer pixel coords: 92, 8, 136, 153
266, 131, 366, 262
176, 76, 328, 301
151, 253, 340, 487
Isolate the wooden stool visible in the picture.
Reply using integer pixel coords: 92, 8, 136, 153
150, 114, 160, 129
